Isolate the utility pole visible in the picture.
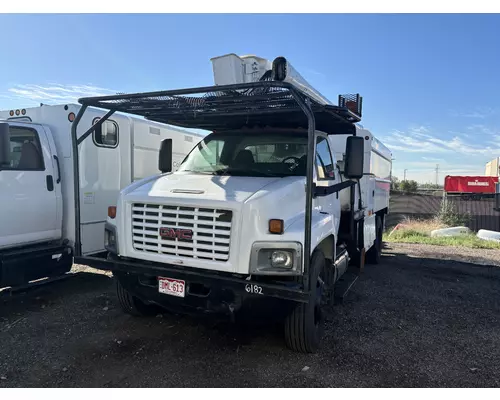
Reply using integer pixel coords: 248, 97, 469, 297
435, 164, 439, 186
404, 169, 408, 181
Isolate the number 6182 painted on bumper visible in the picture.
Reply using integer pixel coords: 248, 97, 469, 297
245, 284, 264, 295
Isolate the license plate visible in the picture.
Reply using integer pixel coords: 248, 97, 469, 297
158, 277, 185, 298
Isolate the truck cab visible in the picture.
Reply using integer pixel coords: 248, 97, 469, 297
0, 121, 70, 286
108, 128, 343, 275
0, 121, 62, 249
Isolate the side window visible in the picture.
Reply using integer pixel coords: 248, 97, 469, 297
192, 139, 223, 169
315, 136, 335, 180
93, 117, 119, 148
2, 127, 44, 171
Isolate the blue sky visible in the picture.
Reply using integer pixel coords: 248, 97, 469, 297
1, 13, 499, 183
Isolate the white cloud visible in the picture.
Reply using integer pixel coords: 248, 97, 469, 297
449, 107, 497, 119
421, 156, 444, 162
402, 161, 478, 170
384, 125, 500, 183
466, 124, 499, 136
408, 125, 430, 134
381, 126, 500, 157
6, 83, 120, 105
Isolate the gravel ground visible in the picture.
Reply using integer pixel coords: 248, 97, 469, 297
1, 242, 500, 388
386, 242, 500, 267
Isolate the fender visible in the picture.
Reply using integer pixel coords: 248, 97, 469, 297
285, 210, 339, 256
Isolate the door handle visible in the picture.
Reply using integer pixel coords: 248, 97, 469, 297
53, 155, 61, 183
46, 175, 54, 192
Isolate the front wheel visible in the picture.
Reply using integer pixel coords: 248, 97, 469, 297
115, 278, 159, 317
284, 250, 326, 353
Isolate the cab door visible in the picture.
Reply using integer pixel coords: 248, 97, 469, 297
313, 134, 339, 215
0, 123, 61, 249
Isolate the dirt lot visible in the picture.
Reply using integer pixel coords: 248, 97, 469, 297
1, 243, 500, 388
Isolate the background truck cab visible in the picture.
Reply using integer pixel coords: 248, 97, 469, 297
0, 105, 203, 288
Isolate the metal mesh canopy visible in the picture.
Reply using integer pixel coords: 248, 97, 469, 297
78, 81, 361, 135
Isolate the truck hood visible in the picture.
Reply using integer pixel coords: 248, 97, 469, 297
128, 172, 281, 203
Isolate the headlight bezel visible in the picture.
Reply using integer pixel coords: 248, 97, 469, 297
249, 241, 302, 276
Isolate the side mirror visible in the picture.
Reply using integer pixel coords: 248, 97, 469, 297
0, 122, 10, 167
158, 138, 173, 173
344, 136, 364, 180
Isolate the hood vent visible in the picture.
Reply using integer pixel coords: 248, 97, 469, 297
170, 189, 205, 194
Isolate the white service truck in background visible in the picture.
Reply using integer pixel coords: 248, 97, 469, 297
0, 104, 203, 288
75, 54, 392, 353
485, 157, 500, 177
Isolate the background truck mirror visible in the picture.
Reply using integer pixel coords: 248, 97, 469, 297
158, 138, 173, 173
0, 122, 10, 167
344, 136, 364, 180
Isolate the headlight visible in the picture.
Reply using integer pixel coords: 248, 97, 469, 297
250, 242, 302, 275
270, 251, 293, 268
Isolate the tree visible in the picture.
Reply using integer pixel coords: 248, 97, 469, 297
400, 179, 418, 193
391, 176, 400, 191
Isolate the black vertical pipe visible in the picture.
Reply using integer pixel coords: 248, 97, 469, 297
71, 105, 87, 257
290, 90, 315, 291
71, 106, 115, 256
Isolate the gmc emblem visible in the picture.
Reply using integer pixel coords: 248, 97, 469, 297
159, 227, 193, 241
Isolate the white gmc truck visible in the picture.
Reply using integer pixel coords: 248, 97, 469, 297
75, 54, 392, 353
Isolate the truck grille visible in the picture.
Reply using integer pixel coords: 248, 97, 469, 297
131, 203, 233, 261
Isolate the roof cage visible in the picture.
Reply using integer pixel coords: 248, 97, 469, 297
78, 81, 362, 136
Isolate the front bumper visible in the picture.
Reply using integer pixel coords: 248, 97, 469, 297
75, 254, 309, 305
1, 242, 73, 288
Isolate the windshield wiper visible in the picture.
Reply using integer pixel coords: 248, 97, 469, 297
213, 167, 281, 178
181, 169, 218, 175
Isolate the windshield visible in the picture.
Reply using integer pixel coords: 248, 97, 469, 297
178, 131, 308, 177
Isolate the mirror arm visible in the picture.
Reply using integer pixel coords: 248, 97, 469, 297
313, 180, 356, 197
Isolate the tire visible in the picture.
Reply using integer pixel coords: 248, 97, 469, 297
284, 250, 326, 353
366, 215, 383, 265
115, 278, 159, 317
